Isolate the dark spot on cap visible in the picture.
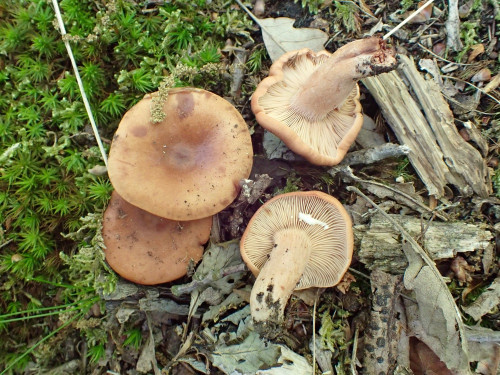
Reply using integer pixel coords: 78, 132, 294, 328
233, 179, 242, 195
267, 284, 274, 292
176, 92, 195, 119
256, 292, 264, 303
131, 126, 147, 137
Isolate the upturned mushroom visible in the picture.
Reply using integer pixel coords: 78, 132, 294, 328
108, 87, 253, 221
251, 37, 397, 165
102, 191, 212, 285
240, 191, 353, 335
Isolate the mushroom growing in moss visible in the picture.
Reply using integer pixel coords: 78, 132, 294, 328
251, 37, 397, 165
107, 87, 253, 221
240, 191, 353, 336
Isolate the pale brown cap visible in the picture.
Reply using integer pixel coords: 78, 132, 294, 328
251, 37, 397, 166
108, 87, 253, 221
240, 191, 353, 289
102, 191, 212, 285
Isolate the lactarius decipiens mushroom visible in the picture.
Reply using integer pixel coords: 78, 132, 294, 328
240, 191, 353, 335
108, 87, 253, 221
251, 37, 397, 165
102, 191, 212, 285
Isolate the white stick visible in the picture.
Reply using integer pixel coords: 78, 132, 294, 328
51, 0, 109, 168
383, 0, 434, 40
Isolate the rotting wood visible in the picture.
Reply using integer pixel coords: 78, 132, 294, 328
355, 213, 493, 274
349, 187, 471, 373
339, 142, 410, 166
362, 54, 490, 198
362, 269, 404, 374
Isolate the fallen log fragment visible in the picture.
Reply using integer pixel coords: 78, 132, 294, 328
355, 213, 493, 274
362, 55, 490, 198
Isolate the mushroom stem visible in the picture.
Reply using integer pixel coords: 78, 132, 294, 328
290, 37, 397, 121
250, 228, 312, 333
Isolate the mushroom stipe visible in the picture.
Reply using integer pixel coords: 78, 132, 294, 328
240, 191, 354, 337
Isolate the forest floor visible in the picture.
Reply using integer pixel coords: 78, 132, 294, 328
0, 0, 499, 374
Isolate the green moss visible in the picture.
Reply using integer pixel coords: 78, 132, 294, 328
0, 0, 254, 370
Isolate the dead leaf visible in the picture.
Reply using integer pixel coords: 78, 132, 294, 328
402, 0, 433, 23
336, 272, 356, 294
258, 17, 328, 62
462, 276, 500, 321
468, 44, 485, 63
409, 337, 453, 375
450, 256, 474, 284
484, 74, 500, 93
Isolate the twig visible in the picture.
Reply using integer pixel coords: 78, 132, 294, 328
234, 0, 286, 53
312, 290, 318, 375
51, 0, 108, 168
350, 326, 359, 375
441, 75, 500, 106
417, 43, 475, 67
334, 166, 449, 221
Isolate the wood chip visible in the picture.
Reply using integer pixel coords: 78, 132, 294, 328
362, 54, 491, 198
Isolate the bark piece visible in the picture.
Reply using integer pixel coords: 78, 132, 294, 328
350, 187, 471, 374
362, 55, 490, 198
362, 269, 404, 374
356, 213, 493, 274
446, 0, 463, 51
340, 143, 410, 166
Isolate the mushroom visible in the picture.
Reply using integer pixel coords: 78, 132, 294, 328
102, 191, 212, 285
251, 37, 398, 165
240, 191, 353, 335
108, 87, 253, 221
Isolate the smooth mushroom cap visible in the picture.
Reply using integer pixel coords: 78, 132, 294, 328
102, 191, 212, 285
240, 191, 353, 290
108, 87, 253, 221
251, 37, 397, 166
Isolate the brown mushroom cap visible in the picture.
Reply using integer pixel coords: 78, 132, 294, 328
251, 37, 397, 166
102, 191, 212, 285
241, 191, 353, 290
108, 87, 253, 221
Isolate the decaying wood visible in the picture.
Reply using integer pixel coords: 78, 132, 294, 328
445, 0, 463, 51
362, 269, 404, 374
349, 186, 472, 374
355, 213, 493, 274
340, 143, 410, 166
229, 47, 249, 101
362, 55, 490, 198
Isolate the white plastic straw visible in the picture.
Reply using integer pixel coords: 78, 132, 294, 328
51, 0, 109, 168
384, 0, 434, 40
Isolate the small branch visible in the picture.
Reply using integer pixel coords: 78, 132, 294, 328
341, 143, 410, 166
333, 166, 449, 221
445, 0, 463, 51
